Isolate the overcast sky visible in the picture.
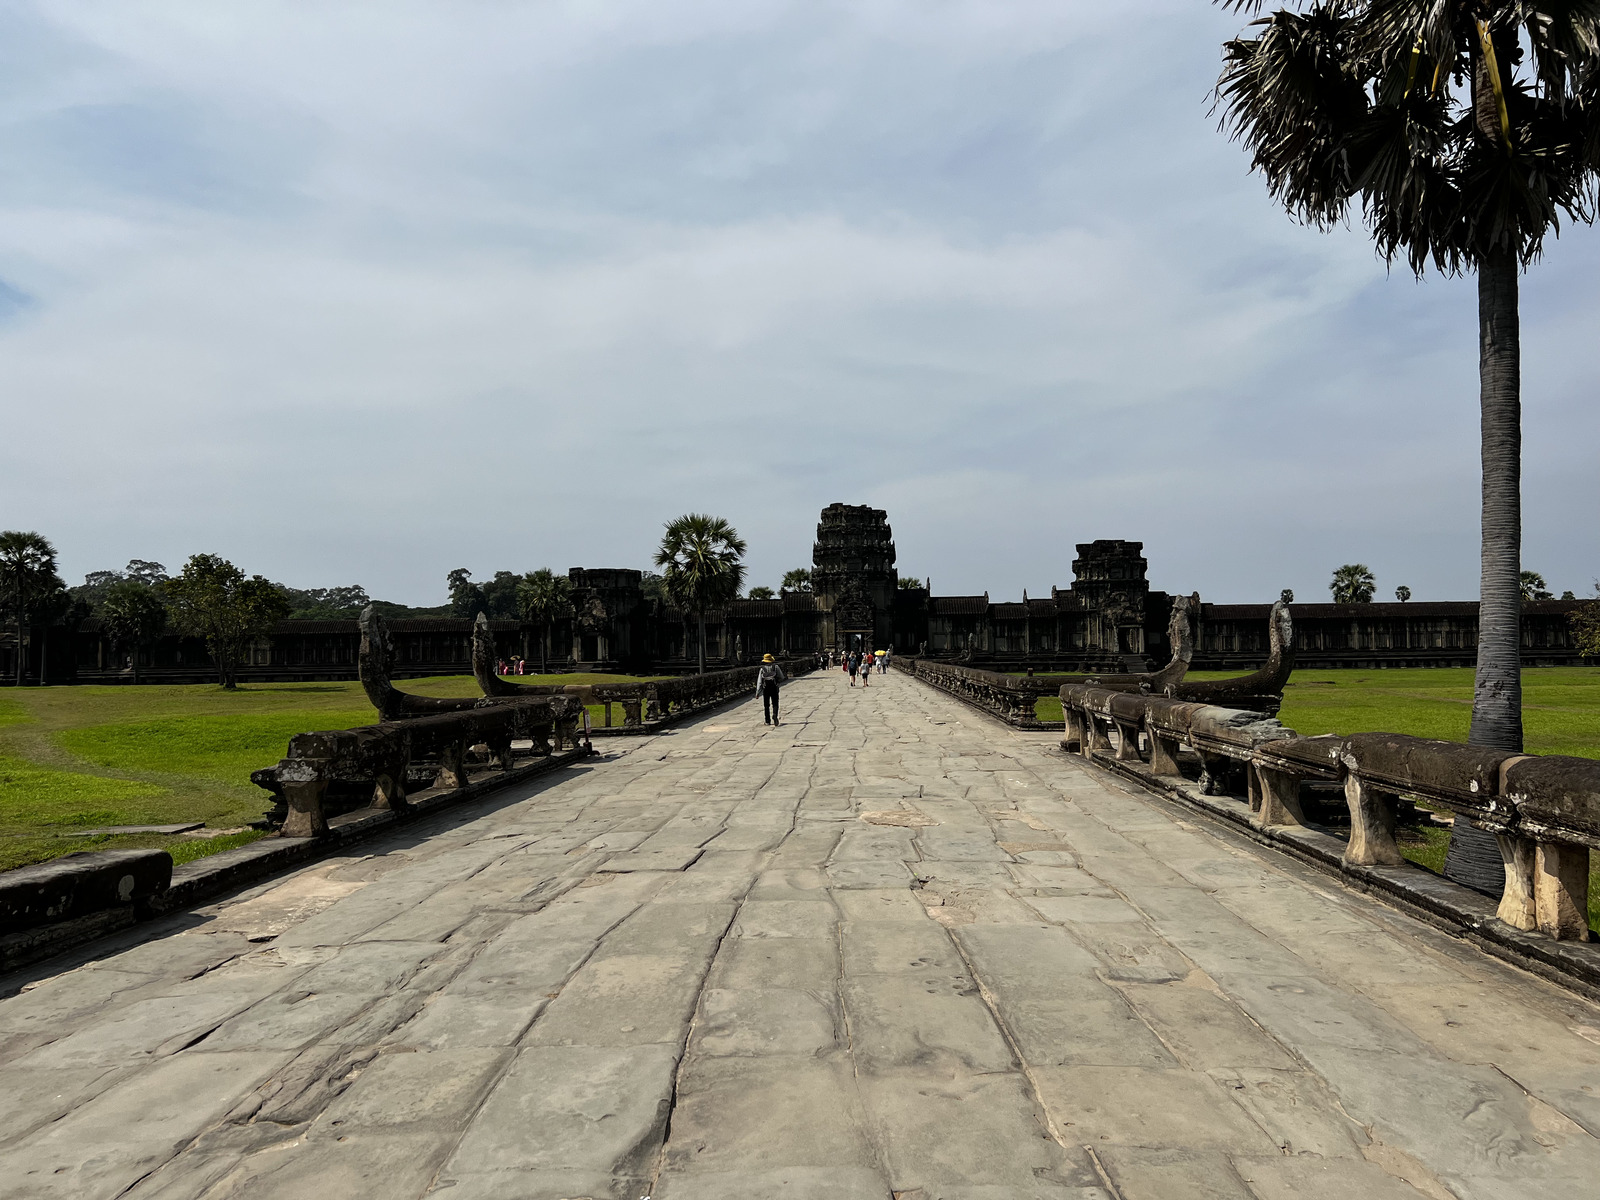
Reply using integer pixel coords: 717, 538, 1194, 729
2, 1, 1596, 606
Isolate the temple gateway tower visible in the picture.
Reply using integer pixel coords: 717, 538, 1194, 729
812, 503, 897, 652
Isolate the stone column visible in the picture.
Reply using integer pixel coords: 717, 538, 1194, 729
1148, 733, 1182, 777
279, 760, 329, 839
1494, 833, 1537, 931
1534, 842, 1592, 941
1113, 721, 1141, 762
1253, 765, 1305, 827
1341, 774, 1405, 867
435, 741, 468, 790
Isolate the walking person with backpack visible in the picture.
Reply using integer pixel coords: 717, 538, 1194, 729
755, 653, 785, 726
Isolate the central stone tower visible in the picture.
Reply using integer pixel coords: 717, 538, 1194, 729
812, 503, 897, 651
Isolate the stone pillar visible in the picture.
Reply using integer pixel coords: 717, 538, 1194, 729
1253, 766, 1306, 828
1494, 834, 1537, 931
1198, 754, 1231, 796
1087, 715, 1113, 753
279, 760, 329, 839
529, 723, 552, 757
1534, 842, 1592, 941
1342, 774, 1405, 867
372, 756, 410, 811
622, 698, 643, 727
490, 737, 514, 771
1113, 721, 1141, 762
1148, 732, 1182, 777
1061, 709, 1084, 754
435, 741, 468, 790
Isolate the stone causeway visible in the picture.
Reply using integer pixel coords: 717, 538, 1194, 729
3, 668, 1599, 1199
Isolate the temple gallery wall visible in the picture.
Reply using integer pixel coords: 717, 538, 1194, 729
15, 502, 1588, 685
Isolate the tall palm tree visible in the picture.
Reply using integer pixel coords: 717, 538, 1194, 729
516, 568, 573, 674
1213, 0, 1600, 891
655, 514, 747, 674
1329, 563, 1377, 604
0, 531, 61, 686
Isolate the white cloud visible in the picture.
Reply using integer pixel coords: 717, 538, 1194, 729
0, 0, 1595, 604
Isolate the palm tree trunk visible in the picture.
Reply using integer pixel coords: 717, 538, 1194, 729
1444, 248, 1521, 893
540, 620, 549, 674
697, 613, 707, 675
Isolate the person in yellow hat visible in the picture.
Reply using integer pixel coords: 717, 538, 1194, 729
755, 653, 785, 726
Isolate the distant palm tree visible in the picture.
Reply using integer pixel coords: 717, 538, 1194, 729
1520, 571, 1552, 601
747, 586, 776, 600
1395, 585, 1412, 603
1329, 564, 1376, 605
516, 568, 573, 674
655, 514, 747, 674
1214, 1, 1600, 890
0, 531, 61, 686
781, 568, 813, 593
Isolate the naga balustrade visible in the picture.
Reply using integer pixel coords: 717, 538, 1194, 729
890, 658, 1060, 727
467, 613, 817, 728
1057, 684, 1599, 943
252, 693, 585, 838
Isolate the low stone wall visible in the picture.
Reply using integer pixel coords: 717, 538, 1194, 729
1057, 683, 1598, 945
890, 657, 1062, 729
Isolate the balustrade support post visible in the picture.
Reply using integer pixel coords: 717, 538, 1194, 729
1253, 765, 1306, 827
1112, 721, 1141, 762
1148, 733, 1182, 777
1534, 841, 1592, 941
372, 753, 410, 811
1342, 774, 1405, 867
279, 760, 329, 838
435, 740, 468, 790
1494, 834, 1537, 931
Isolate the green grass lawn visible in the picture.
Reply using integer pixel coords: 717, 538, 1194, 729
0, 672, 663, 872
1035, 667, 1600, 925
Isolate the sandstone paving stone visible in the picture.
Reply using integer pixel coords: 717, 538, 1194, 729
0, 1064, 131, 1147
284, 939, 445, 997
841, 919, 966, 974
0, 1049, 292, 1200
201, 988, 379, 1052
387, 991, 547, 1049
1032, 1065, 1279, 1152
1092, 1147, 1257, 1200
313, 1046, 510, 1133
1233, 1154, 1438, 1200
855, 1067, 1100, 1194
731, 897, 840, 938
524, 952, 710, 1046
842, 973, 1015, 1073
653, 1165, 893, 1200
164, 1129, 454, 1200
691, 987, 839, 1056
704, 933, 838, 991
658, 1053, 878, 1175
1023, 894, 1145, 924
1205, 1067, 1367, 1157
15, 991, 264, 1069
441, 1044, 677, 1183
1112, 979, 1297, 1072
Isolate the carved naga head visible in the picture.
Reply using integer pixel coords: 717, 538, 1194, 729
1268, 599, 1293, 653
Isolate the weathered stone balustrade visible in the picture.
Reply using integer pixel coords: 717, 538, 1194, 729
1057, 683, 1598, 942
890, 658, 1060, 727
253, 693, 583, 838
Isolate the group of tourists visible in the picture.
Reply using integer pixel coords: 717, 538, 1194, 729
494, 656, 533, 676
840, 646, 888, 687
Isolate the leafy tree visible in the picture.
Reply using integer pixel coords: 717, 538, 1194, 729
1395, 585, 1412, 602
1572, 585, 1600, 658
1562, 590, 1577, 600
482, 571, 523, 619
1329, 564, 1376, 605
446, 568, 488, 619
780, 568, 813, 593
0, 531, 65, 686
99, 580, 167, 683
516, 568, 573, 673
72, 560, 171, 614
655, 514, 747, 674
1520, 570, 1552, 601
279, 584, 371, 619
1214, 0, 1600, 891
747, 586, 776, 600
898, 577, 924, 590
640, 571, 668, 605
1280, 589, 1294, 604
165, 554, 291, 689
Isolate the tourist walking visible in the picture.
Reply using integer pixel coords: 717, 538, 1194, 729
847, 652, 858, 686
755, 653, 784, 725
860, 651, 871, 688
